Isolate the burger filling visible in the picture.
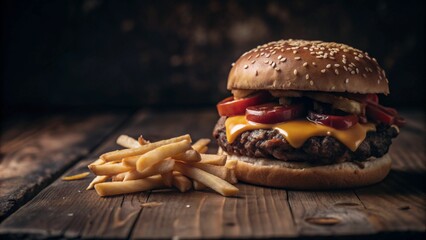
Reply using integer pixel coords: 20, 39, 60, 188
213, 90, 403, 164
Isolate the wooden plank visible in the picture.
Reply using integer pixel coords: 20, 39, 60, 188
354, 125, 426, 233
1, 109, 424, 239
0, 113, 127, 222
282, 112, 425, 237
287, 190, 376, 236
0, 109, 224, 239
131, 184, 297, 239
0, 111, 150, 239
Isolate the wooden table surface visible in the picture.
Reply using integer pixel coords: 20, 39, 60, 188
0, 109, 424, 239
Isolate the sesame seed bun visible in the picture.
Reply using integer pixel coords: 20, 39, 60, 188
220, 148, 392, 189
228, 39, 389, 94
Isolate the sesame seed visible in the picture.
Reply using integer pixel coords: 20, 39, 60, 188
342, 59, 347, 64
326, 64, 331, 68
303, 62, 308, 67
251, 60, 256, 64
306, 74, 310, 80
255, 54, 260, 58
280, 57, 287, 62
355, 56, 360, 61
244, 65, 248, 69
293, 50, 298, 54
260, 52, 265, 56
329, 56, 335, 59
275, 67, 281, 72
358, 54, 364, 58
379, 75, 382, 80
277, 55, 282, 60
377, 79, 380, 84
312, 62, 316, 66
293, 69, 298, 75
356, 68, 359, 74
316, 56, 323, 59
310, 80, 314, 86
295, 57, 301, 60
335, 69, 339, 75
321, 69, 326, 73
342, 54, 346, 58
334, 64, 340, 67
331, 86, 336, 90
265, 53, 270, 58
264, 60, 269, 64
362, 73, 367, 78
345, 78, 349, 83
351, 71, 355, 75
231, 63, 235, 67
248, 56, 252, 60
272, 62, 276, 68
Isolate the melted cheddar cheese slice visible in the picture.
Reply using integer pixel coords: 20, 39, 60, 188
225, 116, 376, 152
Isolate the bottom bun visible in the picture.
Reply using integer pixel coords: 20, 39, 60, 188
223, 150, 391, 189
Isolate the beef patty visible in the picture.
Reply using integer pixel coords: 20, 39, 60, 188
213, 117, 398, 164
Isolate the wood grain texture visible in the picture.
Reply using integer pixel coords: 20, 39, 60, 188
0, 109, 424, 239
0, 113, 127, 222
0, 109, 223, 239
131, 184, 297, 239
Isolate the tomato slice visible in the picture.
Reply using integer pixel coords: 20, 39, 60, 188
307, 112, 359, 130
366, 103, 405, 127
344, 93, 379, 104
246, 103, 305, 124
216, 91, 272, 116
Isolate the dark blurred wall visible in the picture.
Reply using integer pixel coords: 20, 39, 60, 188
1, 0, 424, 112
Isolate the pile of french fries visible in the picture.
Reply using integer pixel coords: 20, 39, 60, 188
86, 134, 239, 197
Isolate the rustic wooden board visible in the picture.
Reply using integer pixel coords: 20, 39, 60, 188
0, 113, 127, 221
0, 110, 222, 239
131, 184, 297, 239
0, 110, 424, 239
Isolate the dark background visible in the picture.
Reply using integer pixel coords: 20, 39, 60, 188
1, 0, 424, 114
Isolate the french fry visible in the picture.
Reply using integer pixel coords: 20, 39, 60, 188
224, 159, 238, 184
173, 149, 201, 162
225, 159, 238, 169
199, 154, 227, 166
86, 175, 110, 190
122, 156, 140, 168
124, 159, 175, 181
89, 162, 132, 176
112, 172, 126, 181
193, 180, 207, 190
198, 146, 208, 154
136, 140, 191, 171
172, 172, 192, 192
89, 159, 105, 166
61, 172, 90, 181
116, 135, 141, 149
191, 138, 211, 152
189, 162, 237, 184
138, 135, 149, 145
101, 134, 191, 162
174, 162, 239, 197
94, 176, 165, 197
161, 171, 173, 187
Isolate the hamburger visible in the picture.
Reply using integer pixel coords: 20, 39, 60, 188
213, 39, 404, 189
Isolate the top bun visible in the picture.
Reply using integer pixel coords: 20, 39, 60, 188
228, 39, 389, 94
